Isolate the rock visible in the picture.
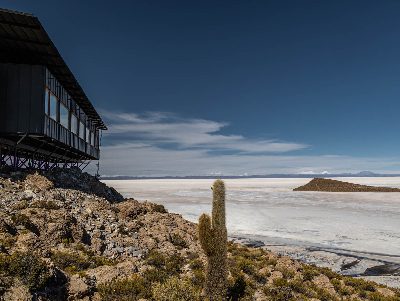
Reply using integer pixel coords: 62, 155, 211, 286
258, 267, 271, 276
376, 287, 396, 297
86, 261, 138, 285
91, 292, 103, 301
14, 231, 38, 251
68, 275, 92, 299
254, 291, 268, 301
22, 190, 36, 199
45, 167, 124, 202
312, 274, 336, 295
275, 256, 302, 275
0, 220, 14, 234
241, 239, 265, 248
3, 281, 31, 301
24, 173, 54, 192
364, 264, 400, 276
268, 271, 283, 284
1, 168, 399, 300
294, 178, 400, 192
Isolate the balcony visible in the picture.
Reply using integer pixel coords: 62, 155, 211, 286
44, 115, 99, 159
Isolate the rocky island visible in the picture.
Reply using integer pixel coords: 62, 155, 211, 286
294, 178, 400, 192
0, 168, 399, 300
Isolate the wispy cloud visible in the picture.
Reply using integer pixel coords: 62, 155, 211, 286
90, 111, 400, 176
91, 143, 400, 176
101, 111, 308, 153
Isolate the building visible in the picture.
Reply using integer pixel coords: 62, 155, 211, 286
0, 8, 107, 169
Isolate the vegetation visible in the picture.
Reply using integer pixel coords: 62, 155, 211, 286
145, 250, 184, 277
226, 243, 400, 301
198, 179, 228, 300
1, 172, 399, 300
151, 203, 168, 213
50, 250, 115, 274
97, 250, 199, 300
11, 199, 29, 210
152, 276, 201, 301
97, 275, 146, 301
227, 273, 249, 300
169, 233, 188, 249
10, 213, 39, 234
46, 243, 400, 301
0, 237, 16, 250
0, 252, 51, 291
32, 199, 60, 210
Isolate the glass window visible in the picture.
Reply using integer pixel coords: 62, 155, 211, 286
71, 114, 78, 135
44, 89, 49, 115
91, 131, 95, 146
79, 121, 85, 140
86, 128, 90, 143
49, 93, 58, 121
60, 103, 69, 128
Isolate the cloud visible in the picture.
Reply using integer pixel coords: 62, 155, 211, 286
101, 111, 308, 153
87, 111, 400, 176
298, 170, 330, 175
89, 143, 400, 176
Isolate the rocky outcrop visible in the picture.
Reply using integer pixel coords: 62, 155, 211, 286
0, 171, 199, 260
1, 169, 399, 300
0, 167, 123, 202
294, 178, 400, 192
0, 169, 201, 300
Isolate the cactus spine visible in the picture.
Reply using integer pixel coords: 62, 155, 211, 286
198, 179, 228, 300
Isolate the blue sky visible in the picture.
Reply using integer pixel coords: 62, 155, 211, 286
3, 0, 400, 175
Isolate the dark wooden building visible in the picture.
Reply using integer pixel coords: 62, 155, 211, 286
0, 9, 107, 169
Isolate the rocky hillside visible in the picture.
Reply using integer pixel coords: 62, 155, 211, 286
294, 178, 400, 192
0, 168, 399, 300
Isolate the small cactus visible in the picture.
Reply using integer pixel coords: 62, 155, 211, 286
198, 179, 228, 300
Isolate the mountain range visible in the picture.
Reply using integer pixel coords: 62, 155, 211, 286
100, 171, 400, 180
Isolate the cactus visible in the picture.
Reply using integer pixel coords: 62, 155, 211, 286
198, 179, 228, 300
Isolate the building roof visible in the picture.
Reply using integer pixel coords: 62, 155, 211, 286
0, 8, 107, 130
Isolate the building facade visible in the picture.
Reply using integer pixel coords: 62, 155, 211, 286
0, 8, 106, 169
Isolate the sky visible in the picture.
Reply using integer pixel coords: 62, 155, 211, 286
2, 0, 400, 176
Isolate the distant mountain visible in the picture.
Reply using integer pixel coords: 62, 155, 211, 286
294, 178, 400, 192
355, 171, 378, 176
100, 171, 400, 180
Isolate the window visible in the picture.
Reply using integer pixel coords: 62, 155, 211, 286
44, 89, 50, 115
91, 131, 95, 146
49, 94, 58, 121
79, 121, 85, 140
60, 103, 69, 128
86, 128, 90, 143
71, 114, 78, 135
45, 69, 95, 143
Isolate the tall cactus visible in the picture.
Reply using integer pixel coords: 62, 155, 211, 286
198, 179, 228, 300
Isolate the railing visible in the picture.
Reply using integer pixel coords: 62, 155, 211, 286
44, 115, 99, 158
